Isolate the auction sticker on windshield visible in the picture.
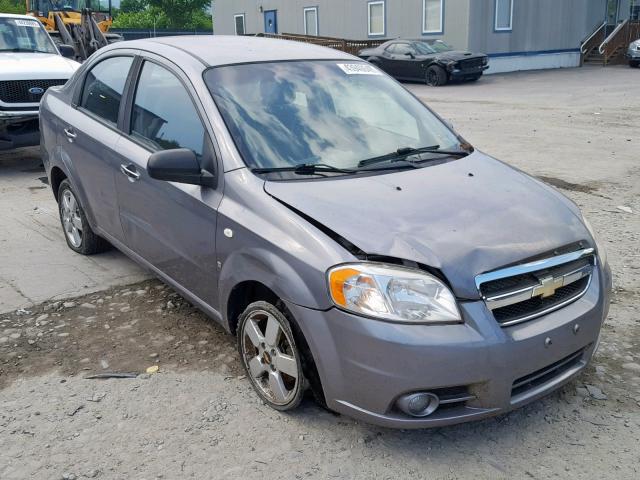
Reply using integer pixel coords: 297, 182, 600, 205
336, 63, 382, 75
14, 19, 40, 27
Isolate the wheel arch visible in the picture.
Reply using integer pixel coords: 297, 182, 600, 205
50, 165, 68, 202
228, 278, 327, 406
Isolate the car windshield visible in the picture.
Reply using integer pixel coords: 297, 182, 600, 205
420, 40, 454, 53
204, 60, 461, 172
0, 17, 57, 54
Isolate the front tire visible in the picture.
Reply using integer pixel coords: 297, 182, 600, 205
57, 179, 109, 255
426, 65, 447, 86
238, 301, 306, 411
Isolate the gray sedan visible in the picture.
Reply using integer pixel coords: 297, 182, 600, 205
627, 39, 640, 67
40, 36, 611, 428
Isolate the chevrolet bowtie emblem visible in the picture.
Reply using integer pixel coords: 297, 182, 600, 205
532, 275, 564, 298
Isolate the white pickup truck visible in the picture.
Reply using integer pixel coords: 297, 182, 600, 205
0, 13, 79, 150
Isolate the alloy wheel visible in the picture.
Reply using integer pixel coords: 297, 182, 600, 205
61, 189, 83, 248
240, 309, 300, 405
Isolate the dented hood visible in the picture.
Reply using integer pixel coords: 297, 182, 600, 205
264, 152, 592, 299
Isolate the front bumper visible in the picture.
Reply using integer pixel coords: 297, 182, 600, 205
449, 65, 489, 79
626, 49, 640, 59
0, 110, 40, 150
288, 262, 611, 428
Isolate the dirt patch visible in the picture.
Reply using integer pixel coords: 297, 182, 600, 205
537, 175, 599, 194
0, 281, 243, 389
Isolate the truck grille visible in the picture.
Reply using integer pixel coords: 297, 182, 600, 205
0, 79, 66, 104
476, 248, 595, 327
459, 57, 485, 69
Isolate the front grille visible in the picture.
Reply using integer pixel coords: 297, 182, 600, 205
511, 348, 585, 398
0, 80, 66, 104
459, 57, 484, 69
493, 277, 589, 323
476, 249, 595, 327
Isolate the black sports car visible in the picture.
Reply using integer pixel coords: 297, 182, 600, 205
358, 39, 489, 86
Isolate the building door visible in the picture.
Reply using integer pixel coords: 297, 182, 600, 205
264, 10, 278, 34
606, 0, 620, 24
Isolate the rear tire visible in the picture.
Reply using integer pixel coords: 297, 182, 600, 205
426, 65, 447, 86
57, 179, 109, 255
630, 60, 640, 68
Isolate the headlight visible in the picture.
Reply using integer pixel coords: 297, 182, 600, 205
327, 263, 461, 323
581, 214, 607, 265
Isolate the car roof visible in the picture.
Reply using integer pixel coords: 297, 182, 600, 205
0, 13, 42, 20
114, 35, 357, 67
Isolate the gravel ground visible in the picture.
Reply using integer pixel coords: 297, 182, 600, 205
1, 66, 639, 479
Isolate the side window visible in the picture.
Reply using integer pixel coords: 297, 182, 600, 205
80, 56, 133, 125
385, 44, 398, 54
395, 44, 413, 55
130, 62, 205, 157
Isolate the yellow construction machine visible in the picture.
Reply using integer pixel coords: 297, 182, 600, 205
25, 0, 122, 61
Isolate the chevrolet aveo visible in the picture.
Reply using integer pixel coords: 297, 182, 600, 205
40, 36, 611, 428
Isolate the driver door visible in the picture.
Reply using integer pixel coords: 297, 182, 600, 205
114, 56, 223, 309
392, 43, 421, 79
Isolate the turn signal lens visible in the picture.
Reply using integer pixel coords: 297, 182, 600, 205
327, 263, 461, 323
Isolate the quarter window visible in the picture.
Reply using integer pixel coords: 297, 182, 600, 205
423, 0, 443, 34
80, 56, 133, 125
130, 62, 205, 157
234, 13, 245, 35
367, 1, 385, 36
495, 0, 513, 31
304, 7, 318, 36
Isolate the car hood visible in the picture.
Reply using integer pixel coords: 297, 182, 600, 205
0, 52, 79, 81
419, 50, 486, 61
264, 152, 592, 299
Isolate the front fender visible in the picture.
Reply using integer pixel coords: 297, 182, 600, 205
215, 169, 356, 329
219, 247, 325, 326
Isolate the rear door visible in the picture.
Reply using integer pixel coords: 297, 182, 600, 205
114, 55, 223, 308
58, 54, 135, 242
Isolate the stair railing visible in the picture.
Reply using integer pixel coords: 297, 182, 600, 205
581, 21, 606, 55
599, 19, 628, 63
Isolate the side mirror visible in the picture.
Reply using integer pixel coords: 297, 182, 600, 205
58, 44, 75, 59
147, 148, 215, 188
405, 52, 415, 59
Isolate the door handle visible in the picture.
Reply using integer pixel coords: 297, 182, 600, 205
120, 164, 140, 182
63, 128, 76, 142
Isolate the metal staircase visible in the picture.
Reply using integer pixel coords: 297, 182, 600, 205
581, 20, 640, 66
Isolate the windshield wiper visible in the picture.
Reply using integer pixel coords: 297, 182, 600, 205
358, 145, 469, 168
251, 163, 357, 176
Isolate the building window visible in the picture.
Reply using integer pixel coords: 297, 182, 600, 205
422, 0, 444, 34
234, 14, 245, 35
367, 1, 385, 37
494, 0, 513, 31
304, 7, 318, 36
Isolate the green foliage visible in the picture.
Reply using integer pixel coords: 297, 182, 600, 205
0, 0, 24, 14
112, 0, 212, 30
119, 0, 146, 14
